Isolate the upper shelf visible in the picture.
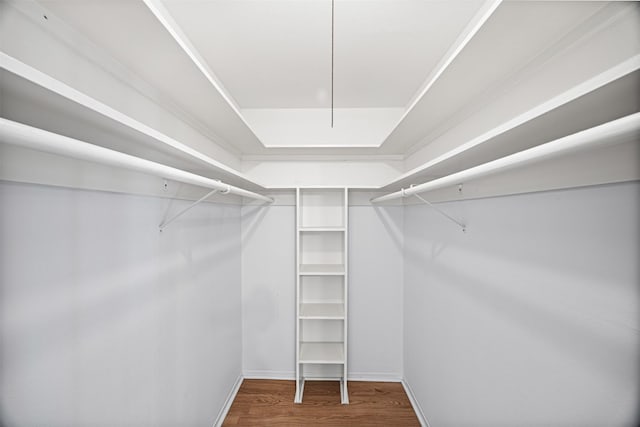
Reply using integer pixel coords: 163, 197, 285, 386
0, 58, 266, 193
382, 68, 640, 193
299, 264, 345, 276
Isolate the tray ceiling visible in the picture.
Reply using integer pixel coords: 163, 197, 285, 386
16, 0, 640, 156
161, 0, 485, 109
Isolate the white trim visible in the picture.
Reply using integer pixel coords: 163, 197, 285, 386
402, 379, 430, 427
347, 372, 403, 382
292, 185, 349, 190
242, 370, 403, 383
263, 187, 382, 191
213, 375, 243, 427
242, 154, 404, 162
263, 144, 380, 149
243, 370, 296, 380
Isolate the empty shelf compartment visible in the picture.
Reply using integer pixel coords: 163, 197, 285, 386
299, 342, 344, 364
300, 303, 344, 319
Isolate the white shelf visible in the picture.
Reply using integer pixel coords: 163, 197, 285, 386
299, 264, 345, 275
299, 342, 344, 364
300, 303, 344, 319
296, 188, 348, 404
299, 226, 346, 232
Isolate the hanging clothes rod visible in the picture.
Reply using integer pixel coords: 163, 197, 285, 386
371, 112, 640, 204
0, 118, 274, 203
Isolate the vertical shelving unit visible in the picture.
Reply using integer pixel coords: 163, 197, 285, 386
295, 187, 349, 404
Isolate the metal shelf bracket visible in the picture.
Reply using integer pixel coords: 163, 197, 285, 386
159, 188, 219, 232
405, 186, 466, 233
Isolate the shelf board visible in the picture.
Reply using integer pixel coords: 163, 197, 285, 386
299, 226, 345, 232
299, 303, 344, 319
299, 342, 344, 364
299, 264, 345, 275
1, 53, 265, 192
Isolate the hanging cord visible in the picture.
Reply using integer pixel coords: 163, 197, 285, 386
331, 0, 334, 128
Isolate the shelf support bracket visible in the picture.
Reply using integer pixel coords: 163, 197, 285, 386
159, 188, 219, 232
405, 187, 466, 232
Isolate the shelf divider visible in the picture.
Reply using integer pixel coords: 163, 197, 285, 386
299, 264, 345, 275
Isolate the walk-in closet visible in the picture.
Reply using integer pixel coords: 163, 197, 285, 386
1, 1, 638, 426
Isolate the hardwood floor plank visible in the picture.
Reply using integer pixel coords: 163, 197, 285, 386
222, 380, 420, 426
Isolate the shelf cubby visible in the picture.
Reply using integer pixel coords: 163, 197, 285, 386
299, 303, 344, 319
295, 187, 349, 404
300, 276, 344, 304
299, 188, 345, 229
299, 342, 345, 364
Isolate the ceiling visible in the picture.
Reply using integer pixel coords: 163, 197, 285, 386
33, 0, 490, 151
161, 0, 485, 109
11, 0, 640, 158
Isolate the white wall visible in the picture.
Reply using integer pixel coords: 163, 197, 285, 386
240, 193, 404, 380
349, 204, 403, 379
241, 159, 403, 189
241, 202, 296, 378
403, 182, 639, 426
0, 181, 242, 426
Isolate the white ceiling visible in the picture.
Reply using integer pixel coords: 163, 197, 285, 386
162, 0, 485, 109
21, 0, 640, 158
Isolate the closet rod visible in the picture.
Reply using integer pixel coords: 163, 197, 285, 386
0, 118, 274, 203
371, 112, 640, 204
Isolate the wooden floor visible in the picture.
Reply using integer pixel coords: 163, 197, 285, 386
222, 379, 420, 426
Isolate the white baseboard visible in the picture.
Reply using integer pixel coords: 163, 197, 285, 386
213, 375, 243, 427
401, 379, 430, 427
242, 370, 402, 382
348, 372, 402, 382
242, 370, 296, 380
